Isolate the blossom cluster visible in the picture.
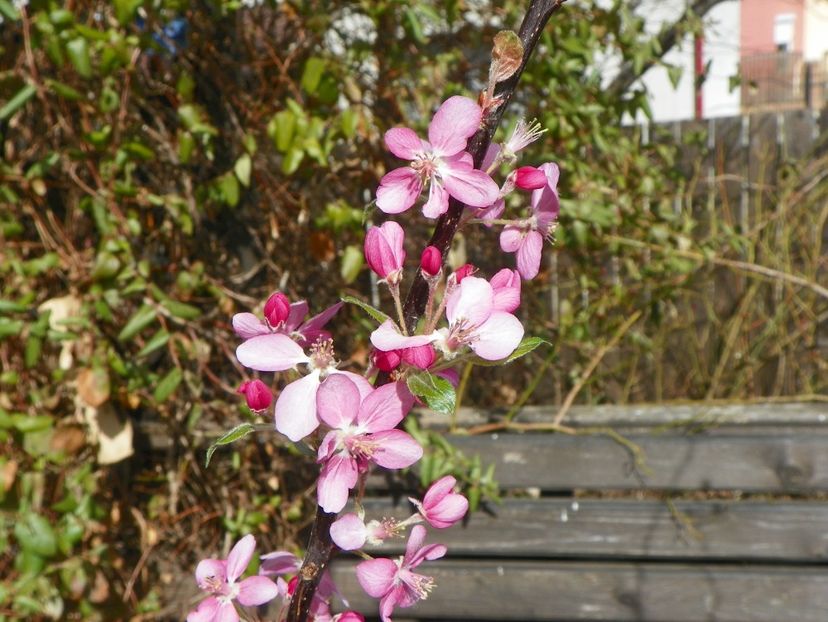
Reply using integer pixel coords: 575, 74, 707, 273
190, 93, 560, 621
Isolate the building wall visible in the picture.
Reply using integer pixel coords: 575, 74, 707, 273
804, 0, 828, 62
740, 0, 805, 55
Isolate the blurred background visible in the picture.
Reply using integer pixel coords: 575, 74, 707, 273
0, 0, 826, 619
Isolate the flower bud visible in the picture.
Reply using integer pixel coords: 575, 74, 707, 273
514, 165, 548, 190
420, 246, 442, 277
489, 268, 521, 313
401, 344, 436, 370
237, 379, 273, 412
453, 263, 475, 283
364, 221, 406, 284
263, 292, 290, 327
372, 348, 401, 372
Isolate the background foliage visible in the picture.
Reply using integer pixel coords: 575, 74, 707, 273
1, 0, 825, 618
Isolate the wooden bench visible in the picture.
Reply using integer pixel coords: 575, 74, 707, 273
330, 402, 828, 622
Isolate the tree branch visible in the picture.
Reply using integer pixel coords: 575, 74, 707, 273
286, 2, 567, 620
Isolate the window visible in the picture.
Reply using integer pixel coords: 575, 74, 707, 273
774, 13, 796, 52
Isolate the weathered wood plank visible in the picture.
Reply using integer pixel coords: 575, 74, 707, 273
330, 560, 828, 621
357, 499, 828, 561
437, 430, 828, 492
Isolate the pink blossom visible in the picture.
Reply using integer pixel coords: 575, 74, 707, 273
233, 299, 343, 349
372, 348, 402, 372
419, 246, 442, 277
514, 165, 547, 190
400, 344, 436, 370
236, 336, 372, 442
370, 276, 524, 361
237, 379, 272, 412
316, 375, 420, 513
502, 118, 546, 161
499, 162, 560, 280
377, 96, 499, 218
410, 476, 469, 529
452, 263, 475, 284
330, 512, 398, 551
187, 535, 279, 622
356, 525, 446, 622
364, 221, 406, 284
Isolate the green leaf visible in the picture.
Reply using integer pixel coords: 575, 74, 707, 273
160, 299, 201, 320
234, 154, 252, 187
153, 367, 182, 403
0, 0, 20, 20
15, 513, 58, 558
137, 329, 169, 357
281, 147, 304, 176
45, 79, 83, 101
114, 0, 143, 25
117, 304, 157, 341
301, 57, 326, 95
0, 84, 36, 122
205, 422, 256, 468
407, 372, 456, 416
470, 336, 551, 366
66, 37, 92, 79
341, 295, 390, 324
0, 317, 24, 339
217, 173, 239, 207
340, 245, 363, 284
268, 110, 296, 153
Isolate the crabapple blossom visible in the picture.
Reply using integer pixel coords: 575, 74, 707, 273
187, 534, 279, 622
376, 96, 499, 218
371, 275, 524, 361
237, 333, 373, 441
233, 298, 343, 349
372, 348, 402, 373
400, 344, 436, 370
489, 268, 521, 313
501, 118, 546, 161
316, 375, 421, 513
263, 291, 291, 327
500, 162, 560, 280
356, 525, 446, 622
364, 221, 406, 284
410, 475, 469, 529
237, 379, 272, 412
514, 165, 547, 190
330, 512, 399, 551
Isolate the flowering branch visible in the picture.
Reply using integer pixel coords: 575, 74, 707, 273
402, 0, 568, 333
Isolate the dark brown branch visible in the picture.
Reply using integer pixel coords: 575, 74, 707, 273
286, 2, 566, 620
604, 0, 728, 99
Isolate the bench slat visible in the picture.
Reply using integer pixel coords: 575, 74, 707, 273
331, 560, 828, 621
442, 430, 828, 491
358, 498, 828, 561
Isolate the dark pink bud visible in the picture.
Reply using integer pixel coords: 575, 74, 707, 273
334, 613, 366, 622
263, 291, 290, 327
453, 263, 476, 283
420, 246, 442, 277
514, 166, 548, 190
372, 349, 402, 372
238, 379, 273, 411
401, 344, 436, 370
364, 221, 406, 282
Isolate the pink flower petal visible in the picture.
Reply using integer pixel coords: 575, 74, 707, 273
422, 179, 450, 218
355, 558, 398, 598
330, 513, 368, 551
369, 429, 422, 469
317, 454, 358, 513
284, 300, 310, 331
232, 313, 268, 339
357, 381, 414, 433
364, 221, 406, 280
371, 320, 436, 352
333, 370, 373, 401
385, 127, 422, 160
236, 333, 309, 372
481, 142, 500, 171
428, 96, 481, 156
187, 597, 221, 622
226, 534, 256, 583
274, 371, 322, 442
379, 586, 405, 621
299, 302, 344, 343
215, 603, 240, 622
425, 492, 468, 529
409, 542, 447, 566
515, 166, 548, 190
259, 551, 300, 576
404, 524, 427, 561
476, 198, 504, 226
490, 268, 521, 313
516, 230, 543, 280
470, 312, 524, 361
195, 559, 227, 589
237, 575, 280, 606
423, 475, 457, 507
376, 167, 422, 214
530, 162, 561, 216
442, 162, 499, 208
499, 226, 523, 253
446, 277, 493, 328
317, 374, 361, 429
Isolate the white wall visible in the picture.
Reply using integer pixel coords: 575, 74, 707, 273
804, 0, 828, 62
